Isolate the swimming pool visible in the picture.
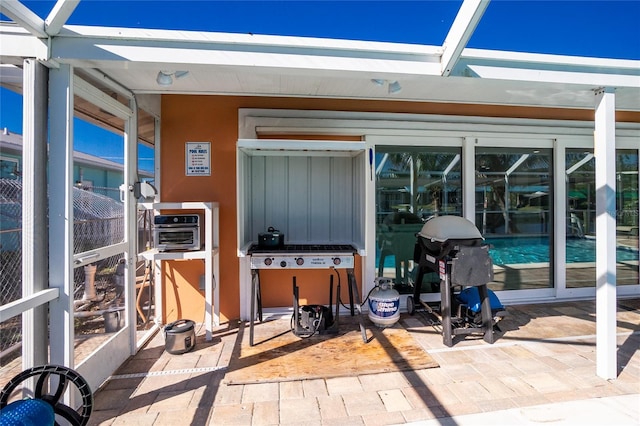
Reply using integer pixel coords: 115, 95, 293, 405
376, 236, 638, 270
486, 237, 639, 265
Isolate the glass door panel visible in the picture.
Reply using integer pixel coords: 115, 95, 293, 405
565, 149, 639, 288
616, 150, 639, 286
375, 146, 462, 294
566, 149, 595, 288
476, 147, 553, 291
136, 120, 156, 336
73, 120, 126, 363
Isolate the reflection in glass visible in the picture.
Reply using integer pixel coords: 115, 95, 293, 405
375, 146, 462, 294
476, 148, 553, 291
566, 149, 595, 288
565, 149, 639, 288
616, 150, 639, 286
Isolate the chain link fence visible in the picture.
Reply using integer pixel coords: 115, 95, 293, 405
1, 178, 139, 368
0, 179, 22, 367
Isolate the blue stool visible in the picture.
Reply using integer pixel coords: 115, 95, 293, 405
0, 399, 54, 426
0, 365, 92, 426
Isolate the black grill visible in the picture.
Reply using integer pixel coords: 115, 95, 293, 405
410, 215, 498, 347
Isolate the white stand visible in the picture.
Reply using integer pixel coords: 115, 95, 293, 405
139, 202, 220, 341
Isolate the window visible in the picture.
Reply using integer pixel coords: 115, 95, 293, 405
0, 156, 20, 179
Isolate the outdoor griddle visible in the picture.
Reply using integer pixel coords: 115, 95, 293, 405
408, 215, 496, 347
247, 243, 368, 346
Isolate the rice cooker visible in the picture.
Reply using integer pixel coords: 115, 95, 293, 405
258, 226, 285, 248
164, 319, 196, 354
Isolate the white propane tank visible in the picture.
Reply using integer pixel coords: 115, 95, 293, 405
368, 277, 400, 327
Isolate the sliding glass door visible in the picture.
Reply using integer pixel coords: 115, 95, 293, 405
374, 146, 462, 294
565, 149, 639, 288
475, 147, 553, 291
372, 134, 636, 299
616, 150, 639, 287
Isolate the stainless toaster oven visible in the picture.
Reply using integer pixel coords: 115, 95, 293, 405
153, 214, 201, 251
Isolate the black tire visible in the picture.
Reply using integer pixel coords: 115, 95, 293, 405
0, 364, 93, 426
407, 296, 415, 315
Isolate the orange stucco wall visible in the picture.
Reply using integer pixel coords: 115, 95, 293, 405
159, 95, 640, 324
252, 256, 363, 308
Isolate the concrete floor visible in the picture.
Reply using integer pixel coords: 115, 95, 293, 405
88, 298, 640, 425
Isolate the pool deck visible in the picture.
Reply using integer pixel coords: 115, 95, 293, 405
87, 298, 640, 425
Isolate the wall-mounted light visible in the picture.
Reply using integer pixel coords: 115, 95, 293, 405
388, 80, 402, 94
370, 79, 402, 94
156, 70, 189, 86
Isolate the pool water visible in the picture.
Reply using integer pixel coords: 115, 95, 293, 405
376, 236, 638, 270
486, 237, 639, 265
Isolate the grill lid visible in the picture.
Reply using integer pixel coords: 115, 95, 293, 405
418, 216, 483, 242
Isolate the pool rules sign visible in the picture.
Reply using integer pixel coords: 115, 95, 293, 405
186, 142, 211, 176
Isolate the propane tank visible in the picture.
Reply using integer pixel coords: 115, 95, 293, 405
368, 277, 400, 328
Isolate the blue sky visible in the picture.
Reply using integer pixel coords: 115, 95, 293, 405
1, 1, 639, 172
15, 0, 640, 60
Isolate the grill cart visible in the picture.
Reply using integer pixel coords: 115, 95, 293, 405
408, 216, 505, 347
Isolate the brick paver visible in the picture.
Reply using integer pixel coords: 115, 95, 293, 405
252, 401, 279, 425
317, 395, 348, 420
279, 397, 320, 424
88, 299, 640, 425
242, 382, 279, 403
210, 403, 255, 425
378, 388, 412, 412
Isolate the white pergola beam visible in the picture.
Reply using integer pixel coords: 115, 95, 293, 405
467, 65, 640, 89
49, 26, 443, 77
462, 48, 640, 71
441, 0, 489, 76
0, 0, 47, 38
45, 0, 80, 36
0, 25, 49, 60
594, 87, 617, 380
82, 68, 135, 101
74, 76, 133, 119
